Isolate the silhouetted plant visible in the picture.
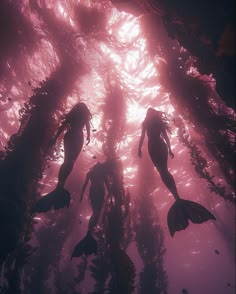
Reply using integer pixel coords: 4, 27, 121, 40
105, 206, 136, 294
132, 144, 168, 294
1, 230, 36, 294
73, 256, 88, 287
0, 2, 235, 294
141, 16, 235, 188
102, 160, 135, 294
107, 244, 136, 294
133, 193, 168, 294
176, 116, 236, 204
89, 231, 110, 294
85, 76, 135, 293
0, 0, 91, 265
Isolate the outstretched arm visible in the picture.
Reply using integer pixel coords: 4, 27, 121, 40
162, 129, 174, 158
80, 172, 90, 202
85, 120, 90, 145
138, 123, 146, 158
50, 120, 67, 146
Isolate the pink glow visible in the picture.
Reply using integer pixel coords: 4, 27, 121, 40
0, 1, 235, 294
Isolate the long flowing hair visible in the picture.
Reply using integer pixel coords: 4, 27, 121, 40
144, 108, 171, 133
61, 102, 92, 125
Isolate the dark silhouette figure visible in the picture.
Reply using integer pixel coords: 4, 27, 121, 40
32, 102, 92, 213
138, 108, 215, 236
72, 162, 110, 258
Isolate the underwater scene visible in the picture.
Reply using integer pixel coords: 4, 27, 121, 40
0, 1, 235, 293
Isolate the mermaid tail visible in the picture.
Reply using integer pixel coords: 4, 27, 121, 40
31, 187, 70, 213
31, 191, 55, 213
71, 231, 97, 258
167, 199, 216, 237
53, 187, 70, 210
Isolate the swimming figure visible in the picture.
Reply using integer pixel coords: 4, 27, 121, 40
138, 108, 215, 236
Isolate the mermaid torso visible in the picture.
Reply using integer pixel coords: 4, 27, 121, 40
144, 117, 168, 167
66, 108, 87, 134
145, 118, 164, 143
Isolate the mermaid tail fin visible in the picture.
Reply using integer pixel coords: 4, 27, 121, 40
31, 191, 55, 213
71, 231, 97, 258
31, 187, 70, 213
52, 187, 70, 210
167, 200, 189, 237
183, 199, 216, 224
167, 199, 216, 237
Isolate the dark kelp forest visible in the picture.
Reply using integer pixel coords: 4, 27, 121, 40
0, 1, 235, 294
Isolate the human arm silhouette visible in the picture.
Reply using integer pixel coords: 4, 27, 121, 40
85, 120, 90, 145
162, 129, 174, 158
50, 119, 67, 146
80, 172, 90, 202
138, 123, 146, 158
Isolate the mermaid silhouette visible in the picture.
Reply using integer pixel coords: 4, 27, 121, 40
32, 102, 92, 213
138, 108, 215, 236
72, 162, 110, 257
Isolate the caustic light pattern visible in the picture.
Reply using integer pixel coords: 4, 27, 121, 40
0, 1, 235, 294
